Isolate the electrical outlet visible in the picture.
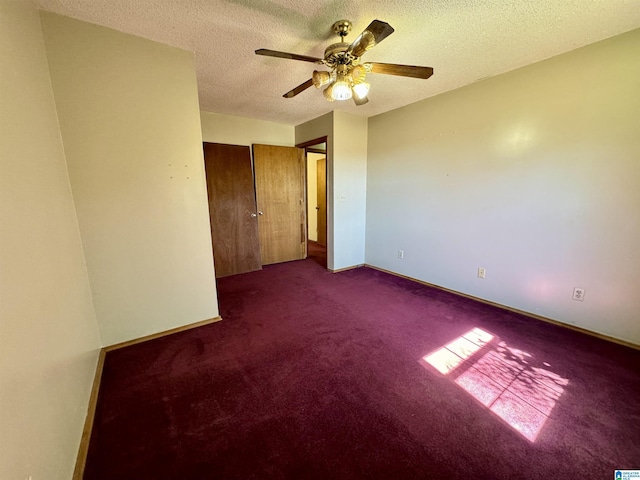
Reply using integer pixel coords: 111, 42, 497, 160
477, 267, 486, 279
398, 250, 404, 259
572, 287, 585, 301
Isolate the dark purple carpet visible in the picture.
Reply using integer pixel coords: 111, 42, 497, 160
84, 259, 640, 479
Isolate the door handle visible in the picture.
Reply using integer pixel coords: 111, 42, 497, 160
250, 213, 257, 218
315, 206, 320, 210
258, 211, 263, 215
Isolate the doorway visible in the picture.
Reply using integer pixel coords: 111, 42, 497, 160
299, 138, 328, 269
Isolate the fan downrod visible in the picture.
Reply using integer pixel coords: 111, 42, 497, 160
332, 20, 352, 39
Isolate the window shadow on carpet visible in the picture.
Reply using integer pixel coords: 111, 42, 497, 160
421, 328, 569, 442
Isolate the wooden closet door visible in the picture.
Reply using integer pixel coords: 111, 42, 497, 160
253, 144, 306, 265
203, 143, 261, 277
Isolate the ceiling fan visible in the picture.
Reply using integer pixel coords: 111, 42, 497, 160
255, 19, 434, 106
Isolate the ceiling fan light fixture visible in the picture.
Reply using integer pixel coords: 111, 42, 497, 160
312, 70, 332, 88
257, 19, 433, 105
323, 84, 336, 102
331, 75, 352, 101
352, 81, 370, 100
351, 65, 367, 83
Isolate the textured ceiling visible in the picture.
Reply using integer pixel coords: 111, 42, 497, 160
35, 0, 640, 126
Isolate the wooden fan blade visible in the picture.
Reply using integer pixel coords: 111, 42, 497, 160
353, 94, 369, 106
283, 79, 314, 98
255, 49, 323, 63
348, 20, 395, 58
368, 62, 434, 79
364, 20, 395, 44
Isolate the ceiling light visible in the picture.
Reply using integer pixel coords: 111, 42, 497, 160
351, 65, 367, 83
323, 84, 336, 102
312, 70, 332, 88
256, 19, 434, 106
352, 82, 370, 100
331, 75, 352, 101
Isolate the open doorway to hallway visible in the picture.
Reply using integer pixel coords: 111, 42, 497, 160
299, 138, 327, 269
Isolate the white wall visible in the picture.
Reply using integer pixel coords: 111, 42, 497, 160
0, 1, 101, 478
366, 29, 640, 344
201, 111, 295, 146
41, 13, 219, 346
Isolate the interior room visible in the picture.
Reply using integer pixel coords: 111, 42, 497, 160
1, 0, 639, 478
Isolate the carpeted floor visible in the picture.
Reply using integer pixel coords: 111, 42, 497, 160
84, 259, 640, 479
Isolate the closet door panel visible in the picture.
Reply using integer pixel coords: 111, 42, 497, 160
203, 143, 261, 277
253, 144, 306, 265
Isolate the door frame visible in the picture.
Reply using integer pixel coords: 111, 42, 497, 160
297, 136, 329, 268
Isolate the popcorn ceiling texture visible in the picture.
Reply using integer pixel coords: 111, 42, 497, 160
35, 0, 640, 125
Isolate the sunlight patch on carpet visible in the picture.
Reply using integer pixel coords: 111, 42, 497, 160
423, 327, 493, 374
421, 328, 568, 442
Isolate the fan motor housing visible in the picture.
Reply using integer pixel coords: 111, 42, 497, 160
324, 42, 354, 66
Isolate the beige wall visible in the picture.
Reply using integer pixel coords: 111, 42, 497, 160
366, 29, 640, 344
201, 111, 295, 146
41, 13, 219, 346
332, 112, 367, 269
0, 1, 101, 478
